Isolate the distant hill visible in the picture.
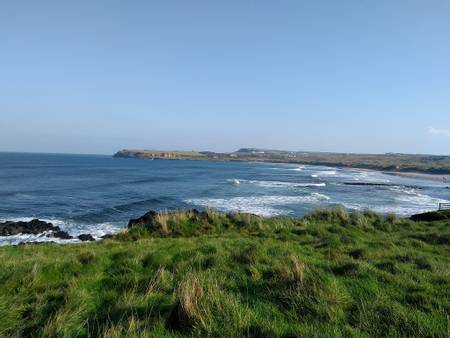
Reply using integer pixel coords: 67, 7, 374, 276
114, 148, 450, 174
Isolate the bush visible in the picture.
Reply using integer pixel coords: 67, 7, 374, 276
77, 251, 96, 265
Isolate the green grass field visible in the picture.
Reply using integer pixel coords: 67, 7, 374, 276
0, 209, 449, 337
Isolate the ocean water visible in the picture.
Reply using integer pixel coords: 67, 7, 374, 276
1, 152, 449, 245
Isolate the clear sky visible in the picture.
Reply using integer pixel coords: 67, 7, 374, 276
1, 0, 450, 155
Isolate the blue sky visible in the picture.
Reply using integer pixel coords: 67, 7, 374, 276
1, 0, 449, 155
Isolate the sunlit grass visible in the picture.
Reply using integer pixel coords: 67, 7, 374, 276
0, 208, 448, 337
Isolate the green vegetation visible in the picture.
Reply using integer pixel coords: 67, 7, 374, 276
0, 208, 449, 337
114, 148, 450, 174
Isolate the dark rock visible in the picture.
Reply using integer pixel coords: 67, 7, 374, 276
127, 209, 202, 229
0, 219, 59, 236
47, 230, 73, 239
410, 210, 450, 222
78, 234, 95, 241
18, 241, 55, 246
52, 230, 73, 240
0, 219, 75, 241
127, 211, 159, 228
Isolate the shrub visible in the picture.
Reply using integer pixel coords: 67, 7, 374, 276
77, 251, 96, 265
305, 207, 350, 225
277, 255, 306, 284
167, 275, 204, 330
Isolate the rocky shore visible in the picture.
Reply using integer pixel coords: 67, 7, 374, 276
0, 219, 96, 243
2, 207, 449, 245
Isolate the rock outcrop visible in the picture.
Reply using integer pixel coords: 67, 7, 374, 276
0, 219, 97, 242
0, 219, 73, 239
127, 209, 202, 229
410, 210, 450, 222
78, 234, 95, 241
127, 211, 159, 228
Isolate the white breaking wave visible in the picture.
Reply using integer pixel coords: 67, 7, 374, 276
294, 182, 326, 187
342, 188, 449, 216
228, 179, 326, 188
309, 168, 392, 183
394, 191, 448, 206
0, 233, 79, 246
268, 165, 306, 171
186, 193, 330, 217
288, 166, 305, 171
311, 170, 337, 176
0, 217, 123, 246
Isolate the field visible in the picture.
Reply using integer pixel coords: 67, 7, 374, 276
0, 209, 449, 337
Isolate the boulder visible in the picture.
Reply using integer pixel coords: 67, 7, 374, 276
1, 219, 58, 236
127, 211, 159, 228
127, 209, 201, 229
78, 234, 95, 241
0, 219, 73, 240
51, 230, 73, 240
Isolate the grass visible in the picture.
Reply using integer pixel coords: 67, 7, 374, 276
0, 208, 449, 337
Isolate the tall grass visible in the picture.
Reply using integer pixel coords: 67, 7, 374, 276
0, 208, 448, 337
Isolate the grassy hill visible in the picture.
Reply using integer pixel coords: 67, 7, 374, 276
0, 209, 449, 337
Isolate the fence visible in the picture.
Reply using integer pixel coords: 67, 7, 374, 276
438, 203, 450, 211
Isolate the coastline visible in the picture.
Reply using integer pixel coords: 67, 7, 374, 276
115, 153, 450, 183
384, 171, 450, 183
113, 149, 450, 176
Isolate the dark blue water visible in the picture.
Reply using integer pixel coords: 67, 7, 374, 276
1, 152, 449, 244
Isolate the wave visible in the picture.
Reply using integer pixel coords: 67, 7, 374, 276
186, 193, 330, 217
126, 177, 177, 185
317, 170, 337, 175
105, 197, 170, 213
0, 233, 80, 246
309, 169, 393, 184
287, 166, 305, 171
0, 217, 124, 246
227, 179, 325, 188
394, 191, 448, 206
268, 165, 306, 171
342, 188, 449, 216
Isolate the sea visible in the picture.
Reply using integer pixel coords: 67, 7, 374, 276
1, 152, 449, 245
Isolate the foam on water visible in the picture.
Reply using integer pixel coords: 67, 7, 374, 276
1, 153, 448, 245
342, 188, 449, 216
268, 165, 305, 171
0, 217, 123, 246
228, 179, 326, 188
288, 166, 305, 171
186, 193, 330, 217
312, 170, 337, 176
